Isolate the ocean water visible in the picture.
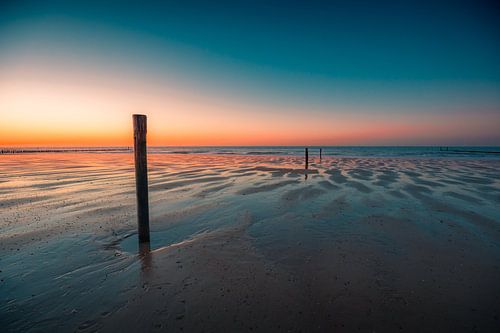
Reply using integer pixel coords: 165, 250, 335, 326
2, 146, 500, 158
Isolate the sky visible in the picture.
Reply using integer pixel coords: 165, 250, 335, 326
0, 0, 499, 146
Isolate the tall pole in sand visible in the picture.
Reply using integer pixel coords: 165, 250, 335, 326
305, 147, 309, 169
320, 148, 322, 159
133, 114, 150, 243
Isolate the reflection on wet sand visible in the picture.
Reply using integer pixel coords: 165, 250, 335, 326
0, 153, 499, 331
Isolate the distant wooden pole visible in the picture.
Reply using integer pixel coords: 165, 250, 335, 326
133, 114, 150, 243
320, 148, 322, 159
305, 147, 309, 169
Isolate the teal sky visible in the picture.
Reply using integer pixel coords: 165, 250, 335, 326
0, 0, 499, 145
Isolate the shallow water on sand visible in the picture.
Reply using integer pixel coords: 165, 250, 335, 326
1, 153, 499, 332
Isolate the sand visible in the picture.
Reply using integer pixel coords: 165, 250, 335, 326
0, 153, 499, 332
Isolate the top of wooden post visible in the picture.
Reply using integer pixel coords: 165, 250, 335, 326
133, 114, 147, 135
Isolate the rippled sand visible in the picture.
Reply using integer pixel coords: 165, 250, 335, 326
1, 153, 499, 332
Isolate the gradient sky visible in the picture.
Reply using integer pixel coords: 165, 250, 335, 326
1, 0, 499, 146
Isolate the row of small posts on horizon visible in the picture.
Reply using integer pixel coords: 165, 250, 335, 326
132, 114, 325, 245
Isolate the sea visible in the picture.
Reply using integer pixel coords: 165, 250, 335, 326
1, 146, 499, 159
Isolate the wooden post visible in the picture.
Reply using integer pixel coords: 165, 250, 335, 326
133, 114, 150, 243
305, 147, 309, 169
320, 148, 322, 159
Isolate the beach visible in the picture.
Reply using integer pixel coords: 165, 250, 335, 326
1, 152, 499, 332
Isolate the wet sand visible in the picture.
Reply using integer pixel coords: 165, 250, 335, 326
1, 153, 499, 332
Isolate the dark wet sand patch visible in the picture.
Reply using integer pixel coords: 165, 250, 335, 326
237, 180, 299, 195
281, 185, 326, 203
227, 167, 259, 174
471, 190, 500, 204
149, 176, 228, 192
361, 196, 387, 209
404, 189, 499, 234
326, 170, 348, 184
403, 184, 432, 197
166, 172, 223, 180
151, 170, 208, 180
314, 196, 349, 218
0, 195, 53, 208
252, 166, 317, 176
440, 179, 465, 185
287, 173, 302, 178
193, 182, 234, 198
373, 170, 399, 188
74, 204, 133, 218
230, 171, 258, 177
411, 177, 445, 187
455, 175, 494, 185
151, 202, 221, 227
372, 180, 389, 188
402, 170, 421, 177
433, 202, 499, 232
347, 168, 373, 181
29, 178, 107, 189
443, 191, 483, 205
318, 180, 340, 190
345, 181, 372, 193
50, 198, 126, 215
476, 185, 500, 193
388, 190, 407, 198
70, 187, 109, 195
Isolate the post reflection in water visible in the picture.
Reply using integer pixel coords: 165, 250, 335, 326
139, 241, 152, 273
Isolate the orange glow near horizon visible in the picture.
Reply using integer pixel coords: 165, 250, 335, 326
1, 64, 499, 147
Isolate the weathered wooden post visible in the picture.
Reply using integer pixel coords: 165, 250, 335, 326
305, 147, 309, 169
133, 114, 150, 243
320, 148, 322, 159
